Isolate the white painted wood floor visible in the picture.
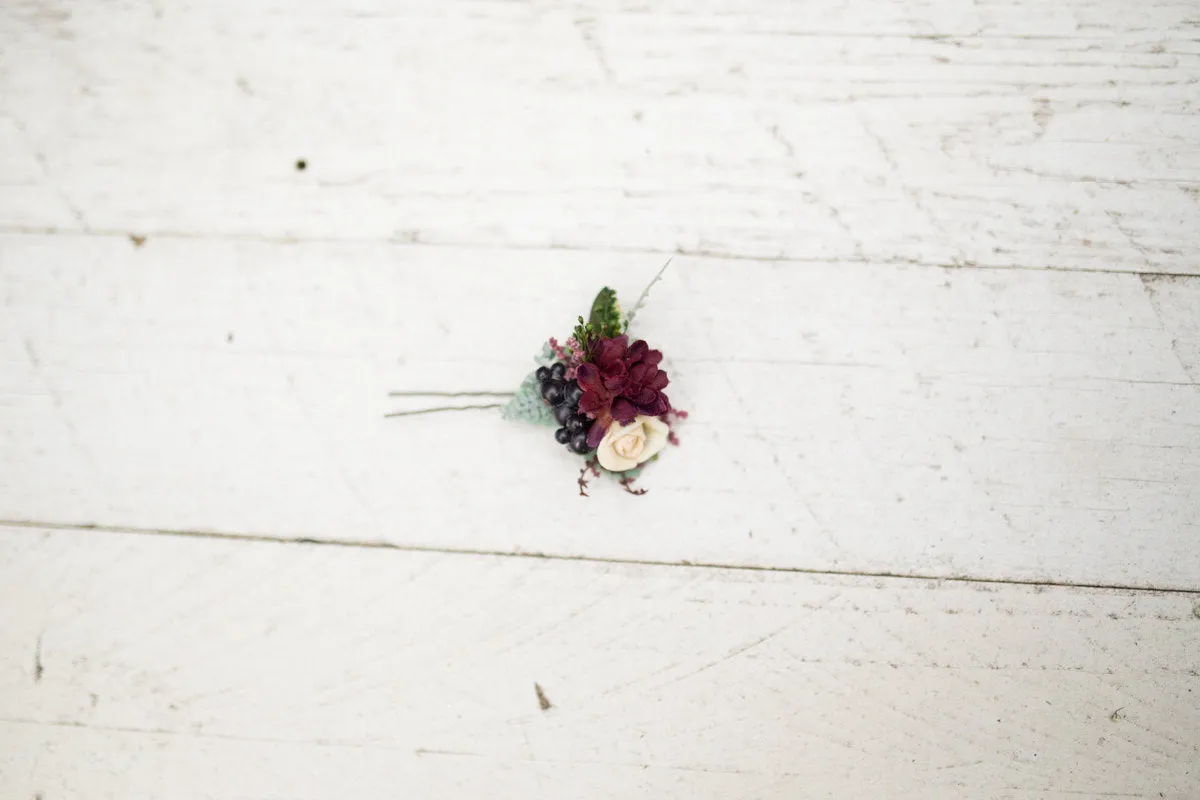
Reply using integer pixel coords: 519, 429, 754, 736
1, 1, 1198, 797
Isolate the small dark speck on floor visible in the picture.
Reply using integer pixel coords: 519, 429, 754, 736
90, 693, 99, 707
534, 682, 552, 711
129, 234, 146, 247
1110, 707, 1125, 722
295, 159, 307, 171
227, 332, 234, 343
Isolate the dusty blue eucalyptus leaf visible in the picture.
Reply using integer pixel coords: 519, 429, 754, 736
501, 348, 557, 427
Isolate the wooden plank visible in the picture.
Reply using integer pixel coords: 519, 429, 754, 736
0, 525, 1197, 798
1, 0, 1197, 273
2, 234, 1198, 588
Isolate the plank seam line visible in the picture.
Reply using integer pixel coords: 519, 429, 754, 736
0, 717, 861, 774
0, 716, 435, 752
1, 226, 1197, 279
2, 519, 1196, 595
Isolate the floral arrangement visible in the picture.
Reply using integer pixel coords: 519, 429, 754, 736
501, 263, 685, 495
386, 262, 683, 495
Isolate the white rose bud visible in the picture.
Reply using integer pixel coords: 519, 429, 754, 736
596, 415, 671, 472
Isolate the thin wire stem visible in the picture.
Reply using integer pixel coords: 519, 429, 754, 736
383, 403, 504, 419
387, 390, 515, 398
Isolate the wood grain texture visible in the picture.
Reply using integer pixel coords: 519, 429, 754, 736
0, 0, 1198, 272
4, 2, 1200, 795
2, 234, 1198, 588
0, 525, 1197, 799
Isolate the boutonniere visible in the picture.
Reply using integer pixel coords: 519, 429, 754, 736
388, 261, 686, 496
500, 260, 686, 495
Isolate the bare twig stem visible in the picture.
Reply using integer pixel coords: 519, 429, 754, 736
577, 457, 599, 497
619, 475, 648, 496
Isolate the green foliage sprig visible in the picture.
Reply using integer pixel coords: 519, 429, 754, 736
571, 286, 625, 358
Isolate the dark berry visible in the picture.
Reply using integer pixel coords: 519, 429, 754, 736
567, 414, 589, 433
554, 427, 570, 444
564, 382, 583, 405
553, 404, 574, 425
550, 362, 566, 380
569, 432, 591, 454
535, 366, 551, 382
540, 380, 564, 405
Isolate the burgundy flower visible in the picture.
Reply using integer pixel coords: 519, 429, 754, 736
576, 335, 671, 447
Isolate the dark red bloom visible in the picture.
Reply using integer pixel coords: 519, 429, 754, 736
576, 335, 671, 447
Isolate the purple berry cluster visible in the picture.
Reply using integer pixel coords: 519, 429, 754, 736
536, 362, 592, 454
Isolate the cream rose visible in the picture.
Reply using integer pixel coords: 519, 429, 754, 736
596, 415, 671, 472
